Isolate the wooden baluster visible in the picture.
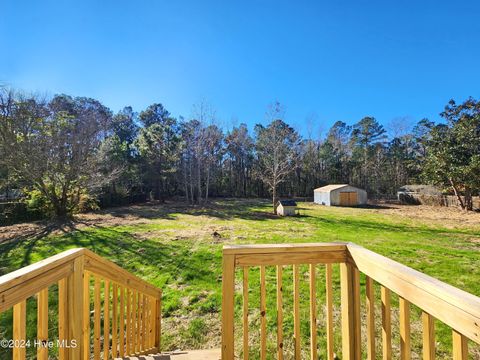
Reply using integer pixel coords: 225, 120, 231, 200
353, 268, 361, 359
150, 297, 154, 349
341, 263, 360, 360
150, 297, 155, 349
37, 288, 49, 360
452, 330, 468, 360
366, 276, 375, 360
145, 296, 150, 349
119, 287, 125, 357
326, 264, 334, 360
112, 284, 118, 358
104, 280, 110, 360
155, 296, 162, 352
260, 265, 267, 360
309, 264, 317, 360
132, 290, 137, 354
422, 312, 435, 360
277, 265, 284, 360
293, 264, 300, 360
83, 272, 91, 360
381, 286, 392, 360
126, 289, 131, 355
243, 267, 249, 360
93, 276, 101, 360
142, 293, 147, 351
399, 297, 411, 360
13, 300, 26, 360
151, 297, 156, 349
221, 253, 235, 360
58, 278, 68, 360
137, 292, 142, 353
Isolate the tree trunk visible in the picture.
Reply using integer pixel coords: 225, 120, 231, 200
205, 167, 210, 202
197, 159, 202, 205
449, 178, 466, 209
465, 189, 473, 211
183, 162, 189, 204
272, 185, 278, 214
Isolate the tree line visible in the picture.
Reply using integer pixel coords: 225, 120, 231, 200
0, 87, 479, 220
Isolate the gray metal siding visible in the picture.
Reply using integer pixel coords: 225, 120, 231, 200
314, 191, 331, 205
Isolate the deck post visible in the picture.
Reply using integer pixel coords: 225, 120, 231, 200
222, 253, 235, 359
155, 295, 162, 352
340, 262, 361, 360
66, 255, 85, 360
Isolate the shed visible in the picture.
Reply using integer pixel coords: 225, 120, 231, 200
277, 199, 297, 216
314, 184, 367, 206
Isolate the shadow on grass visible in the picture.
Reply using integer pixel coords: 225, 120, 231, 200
100, 198, 284, 221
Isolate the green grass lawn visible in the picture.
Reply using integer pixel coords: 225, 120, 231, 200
1, 199, 479, 359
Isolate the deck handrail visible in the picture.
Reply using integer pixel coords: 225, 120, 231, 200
0, 248, 162, 360
222, 242, 480, 360
347, 243, 480, 345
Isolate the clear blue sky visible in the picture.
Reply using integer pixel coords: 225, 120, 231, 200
1, 0, 480, 136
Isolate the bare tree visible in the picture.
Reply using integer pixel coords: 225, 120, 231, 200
255, 102, 300, 213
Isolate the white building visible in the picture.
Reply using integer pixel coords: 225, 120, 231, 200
314, 184, 367, 206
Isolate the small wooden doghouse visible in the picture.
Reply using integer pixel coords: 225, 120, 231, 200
277, 199, 297, 216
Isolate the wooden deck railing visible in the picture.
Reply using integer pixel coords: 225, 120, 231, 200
0, 248, 162, 360
221, 242, 480, 359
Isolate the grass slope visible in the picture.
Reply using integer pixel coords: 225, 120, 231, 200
0, 199, 479, 359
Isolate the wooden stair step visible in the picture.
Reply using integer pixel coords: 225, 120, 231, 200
114, 349, 221, 360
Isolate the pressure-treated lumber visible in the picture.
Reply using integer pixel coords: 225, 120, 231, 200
224, 243, 347, 255
58, 278, 68, 360
119, 287, 125, 357
0, 248, 83, 294
13, 300, 26, 360
326, 264, 334, 360
132, 290, 138, 354
0, 262, 72, 312
341, 263, 360, 360
37, 288, 49, 360
348, 243, 480, 344
104, 280, 110, 360
68, 256, 85, 360
452, 330, 468, 360
353, 268, 361, 359
276, 265, 284, 360
399, 297, 411, 360
83, 249, 161, 298
235, 251, 346, 267
422, 312, 435, 360
94, 276, 101, 360
83, 272, 91, 360
243, 267, 249, 360
112, 284, 118, 358
0, 248, 162, 360
366, 276, 375, 360
293, 264, 301, 360
221, 254, 235, 360
309, 264, 317, 360
260, 265, 267, 360
126, 289, 132, 355
155, 296, 162, 352
381, 286, 392, 360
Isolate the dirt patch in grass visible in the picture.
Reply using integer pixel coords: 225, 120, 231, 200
369, 202, 480, 229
